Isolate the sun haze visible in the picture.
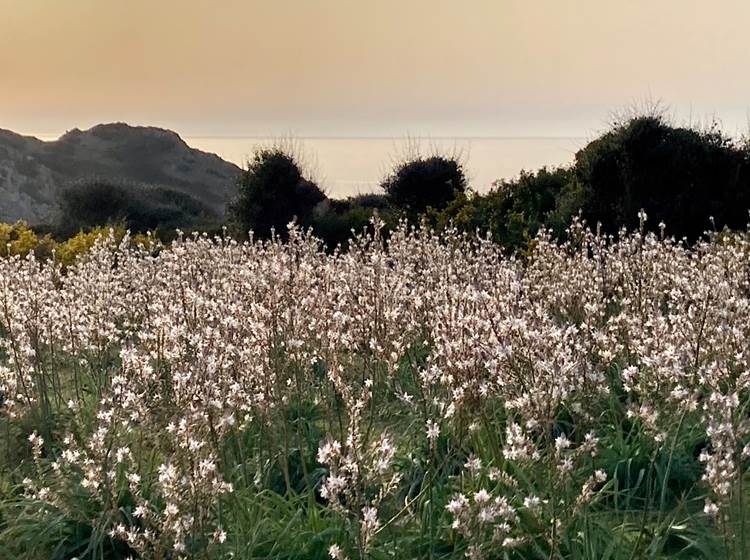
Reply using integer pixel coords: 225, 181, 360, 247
2, 0, 750, 137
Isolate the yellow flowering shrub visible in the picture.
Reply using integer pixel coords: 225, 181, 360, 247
55, 225, 129, 267
0, 221, 55, 259
0, 222, 162, 268
131, 232, 159, 252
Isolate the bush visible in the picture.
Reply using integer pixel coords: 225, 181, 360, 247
431, 113, 750, 251
434, 167, 574, 252
574, 115, 750, 240
230, 147, 326, 239
0, 222, 159, 267
311, 194, 395, 250
0, 221, 55, 259
54, 225, 130, 267
56, 179, 218, 240
382, 154, 467, 214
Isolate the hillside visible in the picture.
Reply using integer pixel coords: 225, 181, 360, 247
0, 123, 242, 224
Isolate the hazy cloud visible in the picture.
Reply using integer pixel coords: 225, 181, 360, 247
1, 0, 749, 137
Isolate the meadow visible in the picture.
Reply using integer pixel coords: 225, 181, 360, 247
1, 216, 750, 559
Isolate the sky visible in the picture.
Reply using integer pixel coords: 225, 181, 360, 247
2, 0, 750, 139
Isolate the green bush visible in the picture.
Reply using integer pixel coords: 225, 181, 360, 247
311, 194, 395, 250
434, 167, 574, 252
431, 113, 750, 252
230, 147, 326, 239
57, 179, 218, 240
382, 154, 467, 215
574, 115, 750, 240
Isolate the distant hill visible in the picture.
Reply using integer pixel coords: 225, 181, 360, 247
0, 123, 242, 224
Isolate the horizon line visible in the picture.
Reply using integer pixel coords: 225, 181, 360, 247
27, 131, 588, 142
180, 134, 588, 141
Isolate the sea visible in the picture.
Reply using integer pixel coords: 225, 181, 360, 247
187, 137, 586, 198
37, 134, 586, 199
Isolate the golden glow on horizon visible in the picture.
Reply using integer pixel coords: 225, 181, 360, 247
1, 0, 750, 137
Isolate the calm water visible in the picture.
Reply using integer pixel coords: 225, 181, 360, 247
35, 134, 586, 199
186, 137, 585, 199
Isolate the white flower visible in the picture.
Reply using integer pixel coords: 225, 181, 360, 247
317, 439, 341, 465
477, 507, 496, 523
464, 455, 482, 473
27, 432, 43, 448
523, 495, 541, 510
426, 419, 440, 441
554, 434, 570, 452
213, 528, 227, 544
328, 544, 347, 559
473, 489, 491, 504
446, 493, 468, 514
704, 499, 719, 518
362, 505, 379, 528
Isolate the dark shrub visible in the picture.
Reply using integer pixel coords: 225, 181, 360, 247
382, 155, 467, 214
58, 179, 131, 231
574, 115, 750, 240
57, 179, 217, 239
230, 147, 326, 239
432, 113, 750, 251
434, 167, 573, 251
311, 194, 395, 251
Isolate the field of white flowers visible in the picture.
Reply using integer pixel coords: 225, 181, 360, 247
1, 217, 750, 559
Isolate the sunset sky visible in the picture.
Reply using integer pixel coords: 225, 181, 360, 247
2, 0, 750, 138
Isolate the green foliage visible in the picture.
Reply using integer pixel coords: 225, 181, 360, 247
311, 195, 396, 251
434, 167, 574, 250
57, 178, 218, 240
429, 114, 750, 252
574, 115, 750, 240
382, 154, 467, 215
230, 147, 326, 239
0, 497, 136, 560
